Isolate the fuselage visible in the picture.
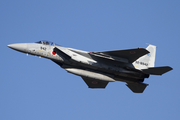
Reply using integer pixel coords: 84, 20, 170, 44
8, 41, 148, 83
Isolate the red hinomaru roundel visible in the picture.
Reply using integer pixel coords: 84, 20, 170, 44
52, 51, 56, 55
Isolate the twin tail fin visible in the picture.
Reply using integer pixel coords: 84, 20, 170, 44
133, 44, 172, 75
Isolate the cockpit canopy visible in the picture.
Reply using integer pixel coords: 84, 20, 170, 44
35, 40, 58, 46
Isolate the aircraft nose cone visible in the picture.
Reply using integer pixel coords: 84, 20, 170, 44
7, 43, 27, 53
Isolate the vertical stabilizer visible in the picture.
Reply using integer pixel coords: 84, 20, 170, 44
133, 44, 156, 69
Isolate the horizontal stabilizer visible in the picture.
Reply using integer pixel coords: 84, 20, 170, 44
142, 66, 173, 75
126, 82, 148, 93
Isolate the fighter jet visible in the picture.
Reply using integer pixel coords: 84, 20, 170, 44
7, 41, 172, 93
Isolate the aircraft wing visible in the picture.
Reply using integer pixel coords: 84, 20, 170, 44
81, 77, 109, 88
91, 48, 149, 63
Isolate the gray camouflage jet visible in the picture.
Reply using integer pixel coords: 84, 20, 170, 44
8, 41, 172, 93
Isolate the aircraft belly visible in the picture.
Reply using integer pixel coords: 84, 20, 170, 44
83, 62, 144, 79
63, 62, 144, 83
65, 59, 144, 80
65, 68, 116, 82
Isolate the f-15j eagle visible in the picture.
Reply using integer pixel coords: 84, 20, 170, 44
8, 41, 172, 93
